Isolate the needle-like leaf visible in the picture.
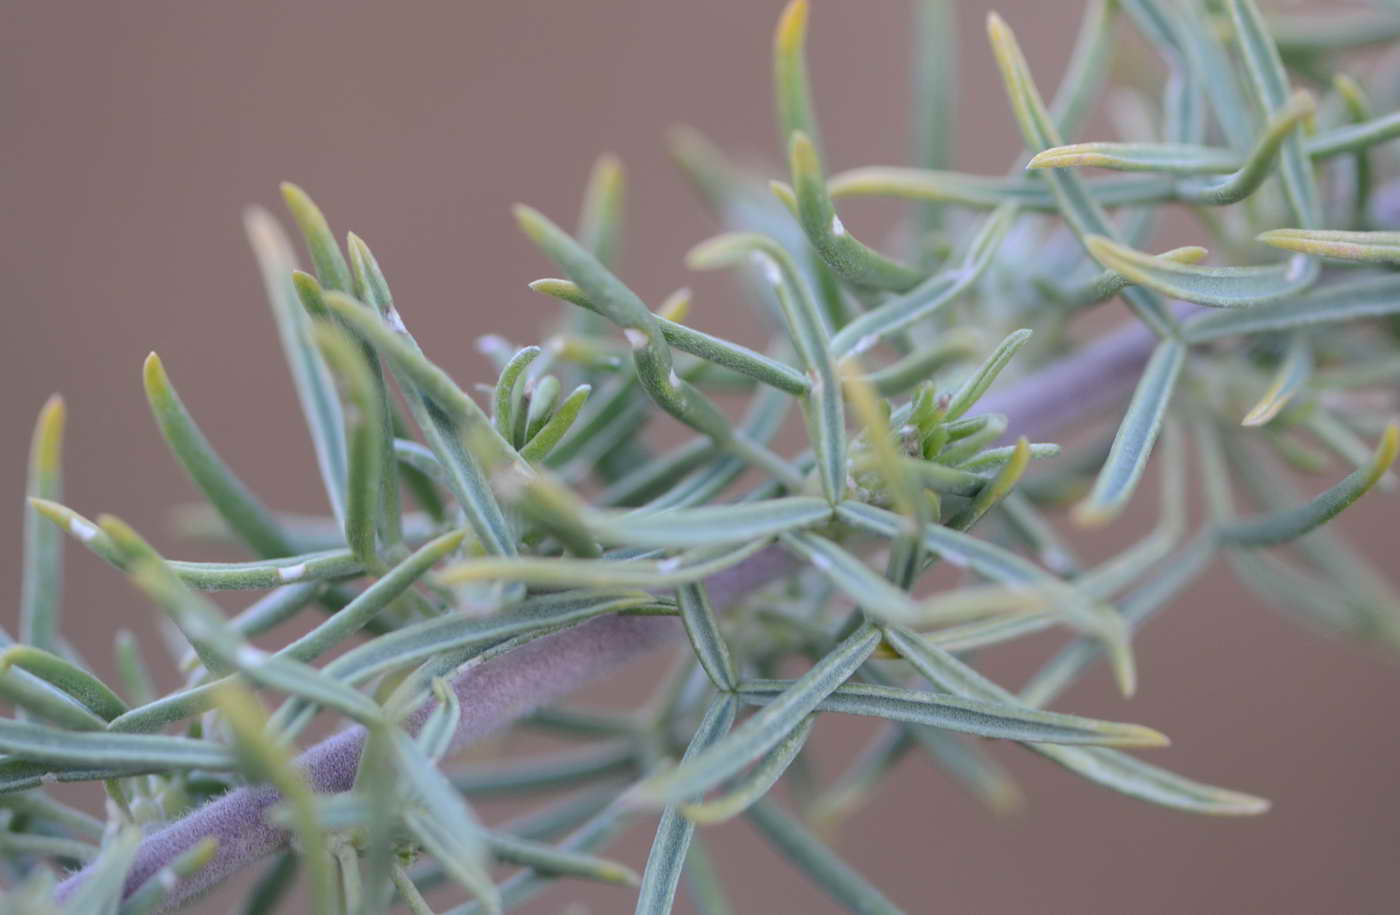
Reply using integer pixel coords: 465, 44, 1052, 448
1076, 339, 1184, 525
1084, 236, 1315, 308
20, 395, 64, 654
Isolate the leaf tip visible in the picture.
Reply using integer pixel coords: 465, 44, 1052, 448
775, 0, 809, 57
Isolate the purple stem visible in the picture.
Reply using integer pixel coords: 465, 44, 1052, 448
56, 317, 1158, 910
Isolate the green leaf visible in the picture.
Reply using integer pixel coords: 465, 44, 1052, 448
320, 290, 517, 559
945, 329, 1033, 421
912, 0, 957, 234
1029, 91, 1317, 208
0, 646, 127, 721
829, 166, 1174, 212
1241, 333, 1311, 427
1183, 274, 1400, 342
215, 683, 336, 915
488, 831, 638, 888
828, 204, 1014, 357
878, 628, 1266, 815
64, 826, 141, 915
635, 695, 737, 915
1226, 0, 1321, 227
280, 183, 353, 292
682, 714, 813, 825
587, 497, 831, 550
986, 12, 1176, 338
837, 502, 1134, 691
1257, 228, 1400, 264
676, 583, 739, 692
1216, 424, 1397, 547
20, 395, 64, 654
576, 153, 625, 269
311, 325, 387, 571
1084, 235, 1315, 308
627, 624, 879, 807
450, 742, 634, 797
32, 501, 365, 593
0, 717, 232, 770
686, 232, 846, 503
737, 678, 1166, 747
244, 207, 350, 527
413, 678, 460, 764
0, 640, 108, 732
773, 0, 821, 158
779, 532, 926, 627
1022, 534, 1216, 708
1076, 338, 1184, 525
745, 799, 902, 915
493, 345, 542, 446
786, 131, 925, 292
394, 731, 500, 913
1031, 743, 1269, 816
520, 383, 592, 463
142, 353, 295, 558
281, 530, 463, 663
516, 205, 733, 443
531, 279, 809, 396
1029, 143, 1241, 175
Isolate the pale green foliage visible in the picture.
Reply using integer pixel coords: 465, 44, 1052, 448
6, 1, 1400, 912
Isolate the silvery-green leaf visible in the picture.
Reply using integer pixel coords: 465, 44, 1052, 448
878, 628, 1265, 814
0, 646, 127, 722
450, 742, 634, 797
1183, 274, 1400, 342
676, 583, 739, 692
687, 232, 845, 503
628, 624, 879, 807
945, 329, 1033, 421
1241, 333, 1311, 427
395, 731, 499, 913
680, 714, 813, 826
773, 0, 821, 158
737, 679, 1166, 747
1075, 338, 1184, 525
1257, 228, 1400, 264
786, 131, 926, 292
635, 695, 736, 915
437, 536, 767, 591
837, 502, 1133, 690
493, 345, 541, 447
1085, 235, 1316, 308
779, 532, 925, 627
576, 153, 625, 270
986, 12, 1176, 338
0, 718, 232, 771
20, 395, 64, 654
1226, 0, 1321, 227
828, 204, 1014, 356
1217, 425, 1397, 547
586, 498, 831, 549
142, 354, 294, 559
244, 207, 349, 528
63, 826, 141, 915
533, 279, 809, 396
745, 799, 902, 915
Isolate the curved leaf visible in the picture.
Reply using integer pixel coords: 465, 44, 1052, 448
1075, 338, 1184, 525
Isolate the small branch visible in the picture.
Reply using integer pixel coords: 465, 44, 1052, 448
56, 318, 1157, 910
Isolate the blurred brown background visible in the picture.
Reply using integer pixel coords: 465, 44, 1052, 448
3, 0, 1398, 912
